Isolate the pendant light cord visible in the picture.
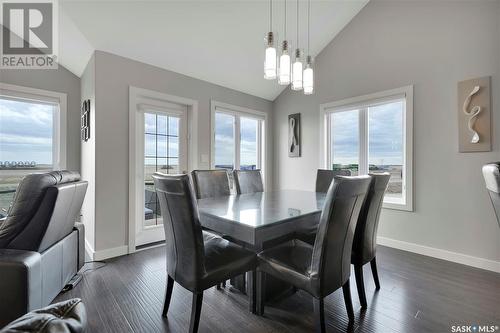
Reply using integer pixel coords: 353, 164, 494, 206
307, 0, 310, 55
284, 0, 287, 39
270, 0, 273, 31
296, 0, 299, 48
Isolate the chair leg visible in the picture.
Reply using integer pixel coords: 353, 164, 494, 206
162, 275, 174, 317
313, 298, 326, 333
222, 280, 226, 288
256, 271, 266, 316
354, 265, 367, 309
189, 292, 203, 333
370, 257, 380, 290
342, 280, 355, 324
249, 270, 257, 314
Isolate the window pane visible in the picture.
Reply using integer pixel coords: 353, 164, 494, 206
369, 101, 404, 201
167, 158, 179, 174
145, 134, 157, 157
168, 136, 178, 157
157, 114, 167, 135
0, 98, 54, 216
144, 113, 156, 134
214, 112, 235, 170
156, 135, 167, 158
168, 117, 179, 137
330, 110, 359, 175
240, 117, 258, 170
143, 112, 182, 225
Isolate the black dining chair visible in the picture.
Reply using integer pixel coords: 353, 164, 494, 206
256, 175, 372, 330
190, 170, 231, 199
482, 162, 500, 227
233, 170, 264, 194
292, 169, 354, 244
190, 169, 233, 289
351, 173, 390, 308
315, 169, 351, 193
153, 173, 257, 333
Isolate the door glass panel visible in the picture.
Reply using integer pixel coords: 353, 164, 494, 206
214, 112, 235, 170
330, 110, 359, 175
240, 117, 259, 170
143, 112, 180, 226
368, 101, 404, 201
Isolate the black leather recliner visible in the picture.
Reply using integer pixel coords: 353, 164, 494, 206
482, 162, 500, 227
0, 171, 87, 328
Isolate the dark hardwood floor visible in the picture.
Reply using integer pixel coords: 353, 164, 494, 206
55, 245, 500, 333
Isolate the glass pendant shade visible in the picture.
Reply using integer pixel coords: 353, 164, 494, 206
278, 41, 291, 85
303, 56, 314, 95
264, 32, 277, 80
291, 49, 303, 90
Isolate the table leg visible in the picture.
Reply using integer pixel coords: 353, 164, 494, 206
251, 271, 295, 316
230, 275, 246, 294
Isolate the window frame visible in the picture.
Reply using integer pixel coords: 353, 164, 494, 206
210, 100, 267, 187
0, 82, 67, 170
319, 86, 413, 211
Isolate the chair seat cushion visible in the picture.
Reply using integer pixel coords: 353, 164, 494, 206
201, 237, 256, 290
258, 239, 317, 295
0, 298, 86, 333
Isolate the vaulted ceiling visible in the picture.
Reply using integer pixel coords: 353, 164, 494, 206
59, 0, 368, 101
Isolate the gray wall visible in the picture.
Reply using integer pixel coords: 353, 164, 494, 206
0, 66, 81, 171
90, 51, 273, 252
273, 0, 500, 262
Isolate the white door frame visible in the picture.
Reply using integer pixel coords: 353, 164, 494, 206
128, 86, 199, 253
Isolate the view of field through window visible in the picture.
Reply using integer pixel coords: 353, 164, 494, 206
0, 98, 55, 217
330, 101, 404, 200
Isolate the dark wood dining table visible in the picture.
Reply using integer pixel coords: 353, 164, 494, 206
198, 189, 326, 311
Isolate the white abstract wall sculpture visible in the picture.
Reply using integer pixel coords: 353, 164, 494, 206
457, 76, 491, 152
462, 85, 482, 143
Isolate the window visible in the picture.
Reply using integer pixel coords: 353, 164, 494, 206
0, 83, 66, 217
321, 86, 413, 211
211, 101, 266, 181
144, 112, 181, 226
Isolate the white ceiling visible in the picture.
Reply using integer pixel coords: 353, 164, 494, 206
59, 0, 368, 101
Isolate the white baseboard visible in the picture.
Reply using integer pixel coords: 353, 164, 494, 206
84, 239, 128, 261
377, 236, 500, 273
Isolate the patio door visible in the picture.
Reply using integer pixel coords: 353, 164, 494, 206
135, 103, 188, 247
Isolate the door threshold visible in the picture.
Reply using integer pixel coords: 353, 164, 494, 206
135, 240, 165, 252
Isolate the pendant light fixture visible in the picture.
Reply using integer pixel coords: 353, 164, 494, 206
303, 0, 314, 95
291, 0, 303, 90
278, 0, 290, 85
264, 0, 277, 80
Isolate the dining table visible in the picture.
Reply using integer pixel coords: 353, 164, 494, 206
198, 189, 326, 312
